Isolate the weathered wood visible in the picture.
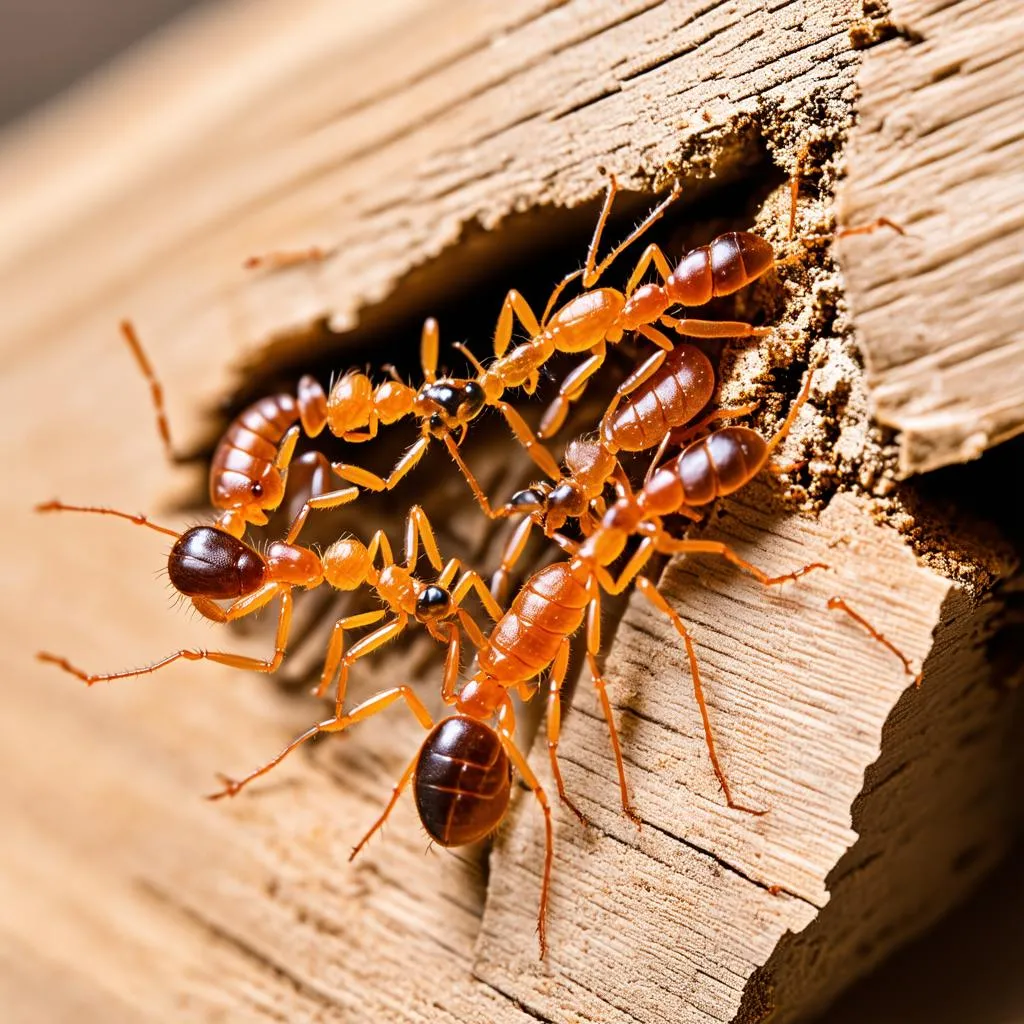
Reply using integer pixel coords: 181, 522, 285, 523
838, 0, 1024, 475
1, 1, 1020, 1022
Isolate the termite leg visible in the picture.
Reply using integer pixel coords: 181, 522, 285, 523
439, 624, 462, 704
492, 290, 543, 359
333, 436, 431, 491
765, 371, 814, 456
284, 486, 361, 546
349, 754, 419, 861
545, 637, 589, 825
656, 536, 828, 588
209, 685, 434, 800
828, 596, 922, 686
637, 323, 674, 351
582, 177, 682, 288
312, 609, 389, 699
491, 516, 536, 604
40, 588, 294, 684
405, 504, 444, 572
633, 577, 765, 814
450, 568, 504, 624
439, 433, 498, 518
119, 320, 177, 464
497, 699, 553, 960
661, 316, 771, 340
586, 582, 640, 825
624, 242, 674, 295
330, 617, 409, 715
597, 536, 656, 595
495, 402, 561, 480
538, 342, 608, 439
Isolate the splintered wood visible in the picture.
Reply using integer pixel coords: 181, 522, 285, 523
2, 1, 1021, 1023
838, 0, 1024, 474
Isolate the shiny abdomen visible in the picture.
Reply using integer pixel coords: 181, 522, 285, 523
479, 563, 589, 682
414, 717, 511, 847
604, 344, 714, 452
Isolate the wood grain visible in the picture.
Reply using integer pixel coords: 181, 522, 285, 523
1, 1, 1019, 1022
838, 0, 1024, 474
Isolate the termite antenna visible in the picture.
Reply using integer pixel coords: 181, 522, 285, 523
120, 319, 177, 464
35, 500, 181, 539
765, 371, 814, 456
828, 596, 922, 686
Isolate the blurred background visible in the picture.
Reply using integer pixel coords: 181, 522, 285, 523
3, 3, 1020, 1022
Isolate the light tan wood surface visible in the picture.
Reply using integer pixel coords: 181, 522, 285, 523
2, 1, 1020, 1022
838, 0, 1024, 475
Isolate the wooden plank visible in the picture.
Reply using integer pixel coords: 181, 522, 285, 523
2, 0, 1019, 1021
838, 0, 1024, 474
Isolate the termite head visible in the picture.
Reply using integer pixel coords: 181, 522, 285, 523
415, 584, 453, 622
212, 468, 282, 533
544, 480, 587, 533
168, 526, 268, 599
419, 379, 487, 437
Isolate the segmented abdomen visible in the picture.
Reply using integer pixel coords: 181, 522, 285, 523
414, 717, 511, 847
479, 563, 589, 682
643, 426, 768, 513
210, 393, 300, 508
605, 344, 714, 452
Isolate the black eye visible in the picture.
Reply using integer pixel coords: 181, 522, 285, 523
250, 482, 263, 498
416, 585, 452, 619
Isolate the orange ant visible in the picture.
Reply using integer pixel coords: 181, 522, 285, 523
36, 502, 502, 705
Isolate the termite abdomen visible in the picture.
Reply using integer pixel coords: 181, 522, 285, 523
414, 717, 511, 846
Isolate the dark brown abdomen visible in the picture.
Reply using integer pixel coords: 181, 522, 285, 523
605, 344, 714, 452
479, 563, 588, 682
644, 426, 768, 512
414, 717, 511, 847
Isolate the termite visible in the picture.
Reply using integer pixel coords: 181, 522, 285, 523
490, 342, 757, 599
119, 320, 358, 539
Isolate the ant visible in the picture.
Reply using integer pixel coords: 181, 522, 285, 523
36, 502, 502, 707
205, 540, 621, 958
